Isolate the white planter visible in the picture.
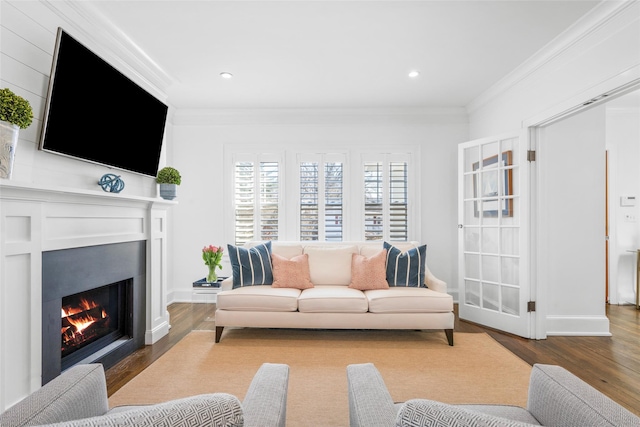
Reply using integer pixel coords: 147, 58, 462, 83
0, 120, 19, 179
159, 183, 178, 200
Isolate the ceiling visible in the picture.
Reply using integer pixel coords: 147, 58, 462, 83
86, 0, 602, 110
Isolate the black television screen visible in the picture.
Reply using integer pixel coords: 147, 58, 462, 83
39, 28, 168, 178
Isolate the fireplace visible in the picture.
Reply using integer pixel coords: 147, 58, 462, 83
42, 241, 146, 385
60, 279, 131, 370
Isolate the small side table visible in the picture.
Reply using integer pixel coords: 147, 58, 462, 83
192, 277, 227, 303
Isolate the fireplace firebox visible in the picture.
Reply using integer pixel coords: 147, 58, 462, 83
60, 279, 132, 371
42, 241, 146, 385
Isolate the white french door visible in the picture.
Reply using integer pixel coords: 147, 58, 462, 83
457, 133, 532, 337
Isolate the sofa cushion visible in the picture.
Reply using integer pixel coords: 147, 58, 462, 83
365, 288, 453, 313
228, 241, 273, 288
217, 286, 301, 312
384, 242, 426, 288
349, 249, 389, 291
272, 253, 314, 289
270, 242, 304, 259
303, 245, 358, 285
298, 286, 369, 313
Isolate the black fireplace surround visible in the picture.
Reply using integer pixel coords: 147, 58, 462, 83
42, 241, 146, 385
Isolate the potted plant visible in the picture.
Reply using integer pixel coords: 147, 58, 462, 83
0, 88, 33, 179
156, 166, 181, 200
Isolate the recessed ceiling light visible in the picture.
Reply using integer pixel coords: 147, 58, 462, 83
408, 70, 420, 78
220, 72, 233, 79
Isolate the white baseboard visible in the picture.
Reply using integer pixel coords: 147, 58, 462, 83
145, 320, 170, 344
168, 289, 218, 304
545, 315, 611, 336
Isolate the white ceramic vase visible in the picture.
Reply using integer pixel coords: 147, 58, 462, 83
0, 120, 19, 179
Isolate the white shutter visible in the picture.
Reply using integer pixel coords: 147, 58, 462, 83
324, 162, 343, 241
389, 162, 408, 241
363, 156, 409, 241
260, 162, 279, 241
234, 162, 255, 245
300, 162, 319, 240
298, 155, 344, 241
233, 160, 279, 245
364, 162, 384, 240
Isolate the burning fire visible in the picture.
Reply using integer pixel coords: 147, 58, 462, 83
61, 298, 107, 337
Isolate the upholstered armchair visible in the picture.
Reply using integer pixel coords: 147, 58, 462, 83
1, 362, 289, 427
347, 362, 640, 427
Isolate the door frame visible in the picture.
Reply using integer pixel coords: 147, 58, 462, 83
523, 74, 640, 339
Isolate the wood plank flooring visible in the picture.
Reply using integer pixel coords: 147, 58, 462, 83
105, 303, 640, 416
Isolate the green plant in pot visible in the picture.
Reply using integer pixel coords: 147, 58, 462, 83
0, 88, 34, 179
156, 166, 181, 200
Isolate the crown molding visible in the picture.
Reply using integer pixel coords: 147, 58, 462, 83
40, 0, 175, 102
466, 0, 640, 114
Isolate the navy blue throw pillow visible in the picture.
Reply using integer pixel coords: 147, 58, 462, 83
227, 241, 273, 288
384, 242, 427, 288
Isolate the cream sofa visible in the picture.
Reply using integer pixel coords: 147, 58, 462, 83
215, 241, 454, 345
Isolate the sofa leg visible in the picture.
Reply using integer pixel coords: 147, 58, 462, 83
215, 326, 224, 343
445, 329, 454, 346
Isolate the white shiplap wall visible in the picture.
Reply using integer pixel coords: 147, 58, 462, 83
0, 0, 172, 195
1, 0, 175, 412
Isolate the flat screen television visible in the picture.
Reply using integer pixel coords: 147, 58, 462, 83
39, 28, 168, 178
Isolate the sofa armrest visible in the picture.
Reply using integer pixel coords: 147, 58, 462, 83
396, 399, 535, 427
424, 265, 447, 294
347, 363, 398, 427
243, 363, 289, 427
0, 364, 109, 427
47, 394, 244, 427
527, 364, 640, 427
220, 276, 233, 291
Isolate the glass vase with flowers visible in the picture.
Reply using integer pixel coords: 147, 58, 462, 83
202, 245, 224, 283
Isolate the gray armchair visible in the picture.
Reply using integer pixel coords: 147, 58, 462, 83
1, 362, 289, 427
347, 362, 640, 427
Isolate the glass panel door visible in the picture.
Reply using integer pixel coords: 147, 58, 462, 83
458, 133, 531, 337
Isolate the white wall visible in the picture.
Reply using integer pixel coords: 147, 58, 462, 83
0, 1, 172, 197
468, 1, 640, 138
168, 110, 468, 302
467, 1, 640, 336
607, 100, 640, 305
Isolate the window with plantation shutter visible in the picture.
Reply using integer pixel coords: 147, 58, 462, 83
233, 160, 279, 246
228, 147, 416, 243
389, 162, 408, 240
324, 162, 343, 241
300, 162, 319, 240
363, 158, 409, 241
364, 162, 384, 240
260, 162, 279, 241
299, 158, 343, 241
234, 162, 254, 245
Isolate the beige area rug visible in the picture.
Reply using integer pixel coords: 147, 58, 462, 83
109, 329, 532, 427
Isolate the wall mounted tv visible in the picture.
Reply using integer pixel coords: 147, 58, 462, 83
39, 28, 168, 178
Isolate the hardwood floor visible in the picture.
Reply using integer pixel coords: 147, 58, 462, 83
105, 303, 640, 416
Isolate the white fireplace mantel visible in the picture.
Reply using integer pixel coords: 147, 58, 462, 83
0, 181, 175, 411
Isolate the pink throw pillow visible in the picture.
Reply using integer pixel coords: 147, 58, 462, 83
272, 253, 314, 289
349, 249, 389, 290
